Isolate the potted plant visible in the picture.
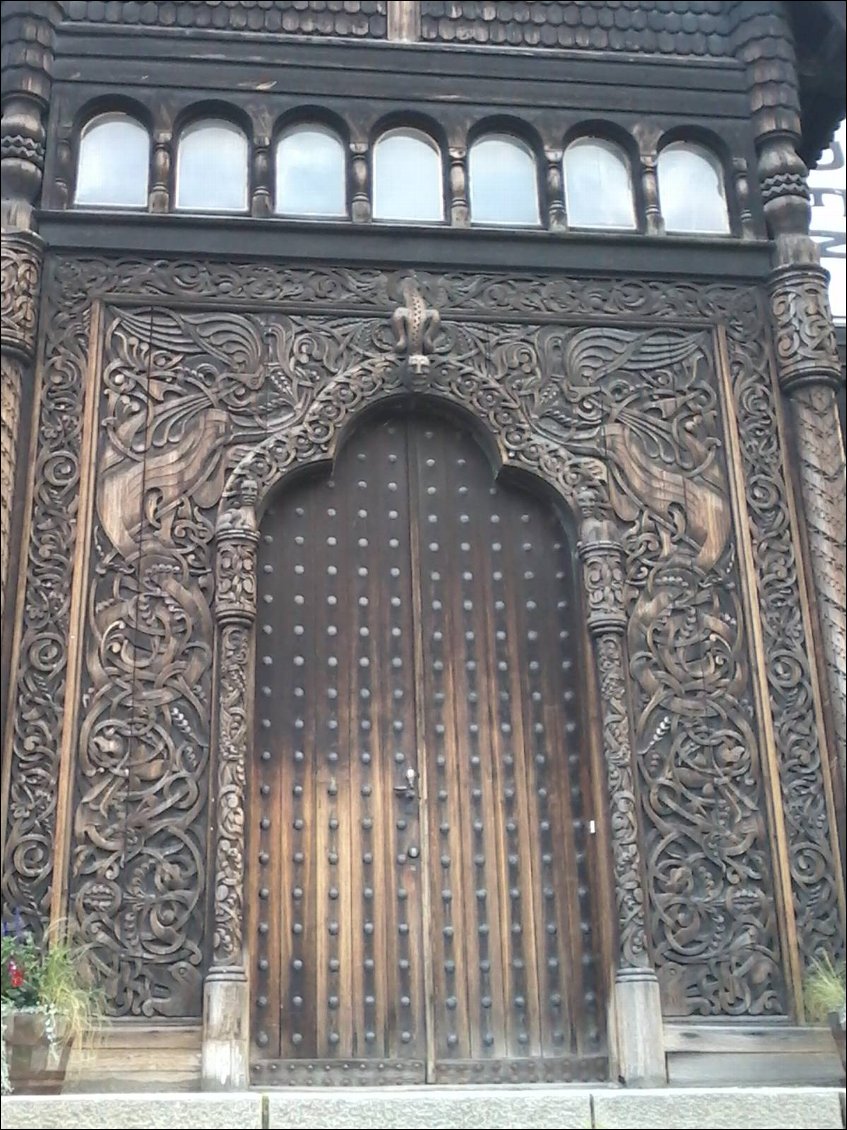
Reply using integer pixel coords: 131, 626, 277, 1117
1, 914, 103, 1095
804, 953, 846, 1079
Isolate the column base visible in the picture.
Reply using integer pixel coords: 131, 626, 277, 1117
611, 967, 667, 1087
201, 967, 249, 1091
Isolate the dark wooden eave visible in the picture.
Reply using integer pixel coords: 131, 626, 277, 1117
791, 0, 847, 165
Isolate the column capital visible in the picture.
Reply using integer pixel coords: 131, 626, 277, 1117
578, 516, 627, 635
0, 230, 44, 365
216, 500, 259, 627
769, 264, 842, 394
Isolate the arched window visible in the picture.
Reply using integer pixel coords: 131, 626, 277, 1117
657, 142, 729, 234
275, 125, 346, 217
176, 119, 249, 212
372, 129, 443, 222
563, 138, 636, 229
75, 113, 149, 208
469, 134, 539, 226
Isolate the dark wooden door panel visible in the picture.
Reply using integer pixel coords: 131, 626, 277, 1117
251, 419, 426, 1084
250, 409, 606, 1086
408, 417, 605, 1083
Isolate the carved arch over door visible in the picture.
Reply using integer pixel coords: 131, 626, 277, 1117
203, 333, 658, 1084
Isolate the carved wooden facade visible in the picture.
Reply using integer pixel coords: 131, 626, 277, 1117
1, 0, 845, 1091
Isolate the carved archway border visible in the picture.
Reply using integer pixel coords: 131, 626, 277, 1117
204, 349, 655, 1084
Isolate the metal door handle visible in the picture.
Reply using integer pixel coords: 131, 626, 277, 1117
393, 766, 418, 799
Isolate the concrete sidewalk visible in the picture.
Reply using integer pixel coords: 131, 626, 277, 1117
2, 1086, 844, 1129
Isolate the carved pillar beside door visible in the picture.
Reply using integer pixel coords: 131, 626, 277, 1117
769, 264, 846, 788
202, 488, 260, 1090
733, 1, 847, 884
0, 234, 41, 628
577, 509, 666, 1087
0, 2, 61, 652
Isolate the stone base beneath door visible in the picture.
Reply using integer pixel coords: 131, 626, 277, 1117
3, 1087, 844, 1130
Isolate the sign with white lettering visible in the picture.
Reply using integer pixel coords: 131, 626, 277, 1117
809, 121, 846, 323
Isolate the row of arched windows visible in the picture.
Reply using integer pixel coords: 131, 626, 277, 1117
75, 113, 731, 234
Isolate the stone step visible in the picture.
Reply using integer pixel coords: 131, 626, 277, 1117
2, 1086, 844, 1130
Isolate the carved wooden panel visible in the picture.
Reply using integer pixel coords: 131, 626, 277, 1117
251, 410, 605, 1084
3, 257, 838, 1027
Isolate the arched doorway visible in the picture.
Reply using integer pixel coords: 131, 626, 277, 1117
248, 409, 607, 1085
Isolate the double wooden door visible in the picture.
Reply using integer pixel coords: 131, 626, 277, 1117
249, 411, 606, 1086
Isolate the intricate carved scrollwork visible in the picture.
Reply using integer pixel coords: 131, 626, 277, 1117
212, 621, 252, 969
789, 385, 847, 783
5, 257, 838, 1024
770, 265, 842, 393
728, 287, 842, 973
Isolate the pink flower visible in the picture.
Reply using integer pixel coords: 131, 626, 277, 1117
8, 959, 24, 989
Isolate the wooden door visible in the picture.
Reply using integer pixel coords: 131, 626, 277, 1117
249, 411, 606, 1087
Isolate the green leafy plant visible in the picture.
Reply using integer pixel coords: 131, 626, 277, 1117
803, 953, 846, 1024
1, 913, 104, 1094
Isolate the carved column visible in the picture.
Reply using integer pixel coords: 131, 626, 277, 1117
448, 146, 469, 227
0, 234, 41, 626
578, 512, 666, 1086
1, 2, 60, 643
758, 133, 846, 797
545, 148, 566, 231
770, 263, 846, 784
350, 141, 371, 223
202, 493, 259, 1090
640, 152, 663, 236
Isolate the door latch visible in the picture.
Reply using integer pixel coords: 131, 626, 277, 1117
393, 766, 418, 800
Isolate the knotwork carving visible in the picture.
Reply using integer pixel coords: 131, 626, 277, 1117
0, 232, 43, 363
5, 257, 838, 1024
728, 286, 841, 974
210, 488, 259, 970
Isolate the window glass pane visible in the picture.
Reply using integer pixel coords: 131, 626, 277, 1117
75, 115, 149, 208
176, 120, 248, 212
373, 131, 442, 222
563, 139, 635, 229
469, 135, 539, 225
658, 144, 729, 233
276, 127, 346, 216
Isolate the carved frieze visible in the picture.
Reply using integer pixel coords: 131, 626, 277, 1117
3, 257, 838, 1023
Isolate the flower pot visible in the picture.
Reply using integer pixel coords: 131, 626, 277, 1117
3, 1010, 72, 1094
